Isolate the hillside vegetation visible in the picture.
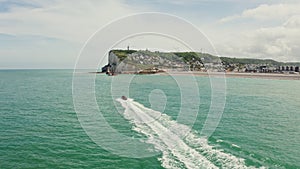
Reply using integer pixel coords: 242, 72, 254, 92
111, 49, 299, 66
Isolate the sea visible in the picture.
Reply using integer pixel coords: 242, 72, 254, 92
0, 69, 299, 169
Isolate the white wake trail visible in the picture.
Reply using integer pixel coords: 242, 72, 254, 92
117, 98, 265, 169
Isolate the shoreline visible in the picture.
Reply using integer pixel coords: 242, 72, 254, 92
92, 71, 300, 80
158, 71, 300, 80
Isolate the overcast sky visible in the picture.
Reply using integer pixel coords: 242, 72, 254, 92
0, 0, 300, 68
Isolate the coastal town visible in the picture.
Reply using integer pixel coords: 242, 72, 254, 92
101, 49, 300, 76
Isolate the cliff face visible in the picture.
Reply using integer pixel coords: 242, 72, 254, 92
102, 51, 139, 74
108, 51, 119, 73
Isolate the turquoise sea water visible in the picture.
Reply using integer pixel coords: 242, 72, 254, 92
0, 70, 299, 169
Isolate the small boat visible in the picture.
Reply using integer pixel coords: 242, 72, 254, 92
121, 96, 127, 100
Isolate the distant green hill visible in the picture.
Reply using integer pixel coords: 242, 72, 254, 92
220, 57, 300, 66
110, 49, 300, 66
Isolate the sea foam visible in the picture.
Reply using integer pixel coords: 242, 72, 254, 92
117, 98, 265, 169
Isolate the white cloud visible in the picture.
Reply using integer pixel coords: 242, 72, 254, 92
214, 17, 300, 62
220, 3, 300, 23
0, 0, 142, 42
212, 2, 300, 62
0, 0, 147, 68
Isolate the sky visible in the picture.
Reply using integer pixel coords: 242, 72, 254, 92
0, 0, 300, 69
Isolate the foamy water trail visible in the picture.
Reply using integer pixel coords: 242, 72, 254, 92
117, 98, 265, 169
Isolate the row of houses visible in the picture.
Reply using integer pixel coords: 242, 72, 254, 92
278, 66, 300, 72
214, 62, 300, 74
241, 65, 299, 73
